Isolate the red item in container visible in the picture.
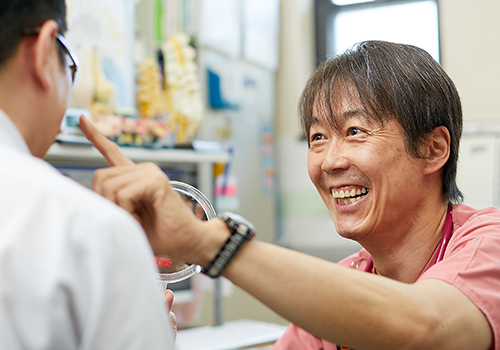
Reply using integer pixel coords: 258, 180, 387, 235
155, 257, 172, 267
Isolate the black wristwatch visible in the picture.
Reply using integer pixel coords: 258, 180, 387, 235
202, 211, 256, 278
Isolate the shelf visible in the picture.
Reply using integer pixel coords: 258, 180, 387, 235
45, 142, 230, 167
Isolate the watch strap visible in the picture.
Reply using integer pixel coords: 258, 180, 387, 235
202, 212, 255, 278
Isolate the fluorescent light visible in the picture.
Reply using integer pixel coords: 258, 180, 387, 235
331, 0, 375, 6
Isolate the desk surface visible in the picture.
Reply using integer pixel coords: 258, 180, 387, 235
176, 319, 287, 350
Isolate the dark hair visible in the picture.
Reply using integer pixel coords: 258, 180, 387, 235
300, 40, 463, 203
0, 0, 67, 70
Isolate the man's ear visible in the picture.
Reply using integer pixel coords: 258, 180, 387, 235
423, 125, 451, 175
33, 20, 59, 91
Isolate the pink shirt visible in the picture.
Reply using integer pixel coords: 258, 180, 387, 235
272, 204, 500, 350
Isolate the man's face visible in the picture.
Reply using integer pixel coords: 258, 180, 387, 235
307, 92, 428, 244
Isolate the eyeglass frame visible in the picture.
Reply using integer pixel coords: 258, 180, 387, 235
22, 28, 79, 84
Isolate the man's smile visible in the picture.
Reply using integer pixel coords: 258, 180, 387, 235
332, 186, 369, 205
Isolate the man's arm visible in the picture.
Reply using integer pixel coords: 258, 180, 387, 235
222, 239, 492, 349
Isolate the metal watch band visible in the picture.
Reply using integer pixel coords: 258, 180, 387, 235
202, 211, 256, 278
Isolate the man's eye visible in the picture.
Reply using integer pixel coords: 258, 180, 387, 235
348, 127, 362, 136
310, 133, 324, 142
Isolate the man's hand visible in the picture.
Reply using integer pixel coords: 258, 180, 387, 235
79, 116, 202, 261
78, 115, 134, 167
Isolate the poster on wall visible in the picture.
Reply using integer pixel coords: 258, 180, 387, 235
65, 0, 135, 112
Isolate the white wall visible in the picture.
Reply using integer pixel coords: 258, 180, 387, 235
439, 0, 500, 122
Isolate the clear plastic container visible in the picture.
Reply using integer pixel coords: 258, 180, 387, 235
156, 181, 216, 290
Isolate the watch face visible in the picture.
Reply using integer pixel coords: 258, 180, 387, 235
220, 211, 256, 234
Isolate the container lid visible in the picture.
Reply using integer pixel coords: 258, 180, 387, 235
155, 181, 216, 284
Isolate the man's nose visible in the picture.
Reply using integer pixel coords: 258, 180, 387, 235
321, 140, 350, 173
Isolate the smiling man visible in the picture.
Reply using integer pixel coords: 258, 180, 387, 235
302, 43, 462, 283
84, 41, 500, 350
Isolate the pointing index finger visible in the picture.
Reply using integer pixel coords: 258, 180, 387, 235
79, 115, 134, 166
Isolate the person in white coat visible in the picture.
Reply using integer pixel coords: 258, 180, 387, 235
0, 1, 175, 348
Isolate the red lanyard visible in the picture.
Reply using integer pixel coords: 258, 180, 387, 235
364, 204, 453, 273
434, 204, 453, 264
338, 205, 453, 350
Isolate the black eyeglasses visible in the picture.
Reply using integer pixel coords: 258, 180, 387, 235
23, 28, 79, 84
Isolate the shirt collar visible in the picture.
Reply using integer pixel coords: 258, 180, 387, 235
0, 108, 31, 155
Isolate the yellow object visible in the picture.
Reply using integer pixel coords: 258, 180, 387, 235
213, 163, 225, 178
135, 33, 203, 145
136, 59, 168, 119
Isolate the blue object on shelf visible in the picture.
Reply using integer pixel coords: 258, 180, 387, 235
207, 69, 239, 110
